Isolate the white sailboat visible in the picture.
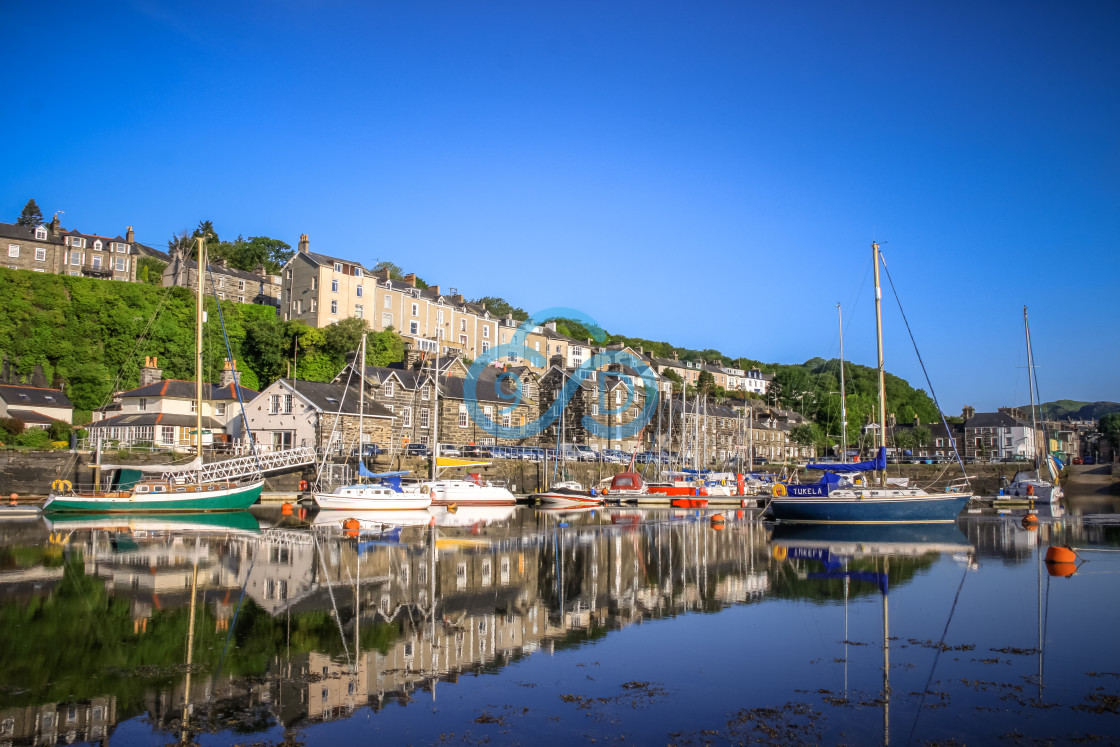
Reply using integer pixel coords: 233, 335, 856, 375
1005, 306, 1063, 503
314, 334, 432, 511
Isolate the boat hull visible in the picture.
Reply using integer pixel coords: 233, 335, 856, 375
314, 491, 432, 511
535, 490, 601, 508
770, 491, 970, 524
427, 482, 517, 506
43, 480, 264, 513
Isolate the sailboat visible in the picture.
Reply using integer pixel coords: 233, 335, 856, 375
313, 333, 432, 511
1004, 307, 1063, 503
769, 242, 971, 524
43, 237, 264, 513
533, 398, 597, 507
406, 336, 516, 506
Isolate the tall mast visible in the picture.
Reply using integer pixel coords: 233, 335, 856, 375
837, 303, 848, 464
432, 326, 440, 481
358, 333, 367, 483
872, 242, 887, 487
195, 236, 205, 469
1024, 306, 1041, 480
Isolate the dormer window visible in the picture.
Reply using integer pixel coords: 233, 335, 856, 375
333, 262, 342, 273
93, 240, 102, 250
34, 227, 46, 240
116, 242, 128, 253
70, 237, 85, 248
354, 267, 362, 277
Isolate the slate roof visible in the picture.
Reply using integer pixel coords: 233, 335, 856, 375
172, 256, 275, 283
0, 222, 63, 243
119, 380, 259, 401
133, 241, 170, 262
278, 379, 394, 418
0, 384, 73, 409
965, 412, 1031, 429
87, 412, 223, 429
5, 408, 68, 425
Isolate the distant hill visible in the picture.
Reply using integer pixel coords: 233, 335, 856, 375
1020, 400, 1120, 421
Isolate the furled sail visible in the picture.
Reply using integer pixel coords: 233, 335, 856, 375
807, 447, 886, 473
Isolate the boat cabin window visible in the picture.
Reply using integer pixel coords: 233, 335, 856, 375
135, 486, 149, 493
614, 476, 634, 487
152, 485, 167, 493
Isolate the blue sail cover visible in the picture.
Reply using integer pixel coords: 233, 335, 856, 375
807, 447, 886, 473
358, 460, 377, 478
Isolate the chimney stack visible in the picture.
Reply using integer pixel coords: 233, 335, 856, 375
219, 359, 241, 386
962, 405, 975, 421
431, 285, 441, 296
126, 226, 134, 243
298, 234, 310, 253
545, 321, 557, 332
403, 273, 417, 287
139, 356, 163, 387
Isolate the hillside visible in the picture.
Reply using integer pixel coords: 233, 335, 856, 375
0, 268, 402, 419
1020, 400, 1120, 421
0, 268, 940, 447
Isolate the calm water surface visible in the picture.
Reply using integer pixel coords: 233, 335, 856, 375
1, 500, 1118, 745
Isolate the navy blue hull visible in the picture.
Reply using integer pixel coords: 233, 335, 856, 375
770, 492, 970, 524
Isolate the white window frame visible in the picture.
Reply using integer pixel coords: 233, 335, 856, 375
402, 406, 412, 427
458, 404, 468, 427
356, 285, 363, 297
330, 300, 338, 314
34, 227, 46, 240
420, 407, 430, 429
355, 304, 363, 318
8, 244, 18, 258
115, 257, 126, 271
34, 247, 46, 261
384, 381, 395, 397
382, 312, 392, 327
333, 262, 342, 273
409, 321, 419, 335
411, 303, 419, 316
331, 279, 339, 292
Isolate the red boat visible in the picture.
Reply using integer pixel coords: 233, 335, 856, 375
671, 498, 709, 508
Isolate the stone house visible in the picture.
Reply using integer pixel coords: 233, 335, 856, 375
962, 407, 1039, 462
241, 378, 393, 453
0, 384, 74, 429
163, 248, 282, 309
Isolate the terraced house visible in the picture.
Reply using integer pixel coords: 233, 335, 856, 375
163, 250, 282, 308
282, 235, 499, 359
1, 216, 166, 281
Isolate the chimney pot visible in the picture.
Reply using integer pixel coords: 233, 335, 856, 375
298, 234, 310, 253
403, 273, 417, 287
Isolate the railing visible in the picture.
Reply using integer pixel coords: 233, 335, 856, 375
165, 446, 317, 482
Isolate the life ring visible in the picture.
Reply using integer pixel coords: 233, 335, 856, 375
772, 545, 788, 561
771, 483, 787, 498
298, 480, 309, 492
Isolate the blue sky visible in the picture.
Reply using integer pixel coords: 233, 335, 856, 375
2, 0, 1117, 412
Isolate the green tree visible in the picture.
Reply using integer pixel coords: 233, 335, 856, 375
697, 370, 716, 396
136, 256, 166, 286
1100, 413, 1120, 452
17, 199, 43, 226
913, 425, 931, 450
367, 328, 405, 367
372, 260, 404, 279
475, 296, 528, 321
663, 368, 684, 393
193, 219, 219, 245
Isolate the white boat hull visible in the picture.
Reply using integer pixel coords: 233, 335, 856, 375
314, 487, 432, 511
417, 479, 516, 506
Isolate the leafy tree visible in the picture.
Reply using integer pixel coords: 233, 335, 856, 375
663, 368, 684, 393
913, 425, 931, 449
17, 199, 43, 226
1100, 413, 1120, 452
368, 328, 405, 367
373, 260, 404, 279
168, 229, 194, 256
475, 296, 528, 321
193, 219, 219, 245
136, 256, 166, 285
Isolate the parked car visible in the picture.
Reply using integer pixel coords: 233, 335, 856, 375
1072, 456, 1083, 465
461, 444, 490, 458
436, 443, 461, 458
404, 443, 430, 458
600, 449, 625, 464
574, 445, 598, 462
752, 457, 769, 466
350, 443, 384, 457
1084, 456, 1095, 465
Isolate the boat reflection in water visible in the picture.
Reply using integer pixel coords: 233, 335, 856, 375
5, 509, 1120, 745
769, 521, 974, 746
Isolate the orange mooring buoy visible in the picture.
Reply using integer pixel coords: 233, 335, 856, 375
711, 513, 726, 523
1022, 514, 1038, 530
281, 503, 293, 515
9, 493, 17, 505
343, 518, 360, 532
1045, 546, 1076, 564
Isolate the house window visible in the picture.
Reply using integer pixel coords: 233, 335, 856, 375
459, 334, 467, 346
333, 262, 342, 273
161, 425, 174, 445
459, 404, 468, 427
91, 254, 102, 268
311, 277, 317, 290
420, 408, 430, 428
116, 242, 128, 253
502, 412, 511, 428
115, 257, 126, 271
284, 394, 293, 413
190, 400, 197, 414
422, 385, 430, 401
330, 300, 338, 314
94, 239, 103, 250
35, 247, 45, 261
218, 276, 224, 287
238, 280, 245, 291
384, 381, 394, 397
411, 303, 419, 316
484, 405, 493, 420
270, 395, 281, 414
296, 299, 303, 314
534, 341, 540, 352
216, 403, 227, 416
35, 227, 46, 240
355, 304, 364, 318
354, 267, 362, 277
382, 312, 392, 327
331, 279, 339, 292
8, 244, 19, 258
482, 326, 490, 339
384, 295, 392, 309
70, 237, 85, 248
356, 285, 363, 297
460, 319, 467, 331
482, 341, 490, 353
402, 406, 412, 427
409, 321, 419, 335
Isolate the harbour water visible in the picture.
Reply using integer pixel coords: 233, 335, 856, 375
1, 492, 1118, 745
